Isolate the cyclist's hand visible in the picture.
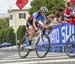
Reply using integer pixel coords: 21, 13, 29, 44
38, 21, 44, 27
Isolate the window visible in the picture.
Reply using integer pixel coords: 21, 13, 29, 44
10, 15, 13, 20
19, 13, 26, 19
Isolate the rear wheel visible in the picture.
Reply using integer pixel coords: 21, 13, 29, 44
18, 35, 30, 58
65, 33, 75, 58
36, 34, 50, 58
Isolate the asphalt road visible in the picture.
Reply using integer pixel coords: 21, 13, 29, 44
0, 46, 75, 64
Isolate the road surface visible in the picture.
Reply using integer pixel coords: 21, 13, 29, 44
0, 46, 75, 64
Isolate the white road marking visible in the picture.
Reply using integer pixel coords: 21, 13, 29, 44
3, 55, 68, 60
0, 52, 75, 64
1, 58, 75, 64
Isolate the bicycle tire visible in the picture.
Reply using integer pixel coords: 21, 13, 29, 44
36, 34, 50, 58
65, 33, 75, 58
18, 35, 30, 58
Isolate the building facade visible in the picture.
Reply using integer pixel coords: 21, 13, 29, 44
9, 9, 30, 32
8, 0, 31, 32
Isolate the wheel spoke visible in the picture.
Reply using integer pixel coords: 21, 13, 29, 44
66, 34, 75, 57
36, 35, 50, 58
18, 35, 30, 58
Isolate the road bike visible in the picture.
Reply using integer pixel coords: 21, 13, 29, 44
18, 22, 50, 58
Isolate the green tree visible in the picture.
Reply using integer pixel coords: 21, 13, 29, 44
0, 19, 9, 30
0, 28, 16, 45
0, 29, 7, 43
17, 26, 26, 41
6, 28, 16, 45
29, 0, 66, 15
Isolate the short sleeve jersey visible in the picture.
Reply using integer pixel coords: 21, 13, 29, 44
33, 11, 46, 23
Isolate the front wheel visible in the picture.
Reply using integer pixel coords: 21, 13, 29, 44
36, 34, 50, 58
18, 35, 30, 58
65, 33, 75, 58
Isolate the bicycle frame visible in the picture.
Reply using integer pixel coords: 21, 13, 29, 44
31, 29, 43, 49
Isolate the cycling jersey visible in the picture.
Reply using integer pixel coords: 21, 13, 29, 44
27, 11, 46, 27
33, 11, 46, 22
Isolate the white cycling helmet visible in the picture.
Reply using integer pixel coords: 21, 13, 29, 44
39, 6, 48, 13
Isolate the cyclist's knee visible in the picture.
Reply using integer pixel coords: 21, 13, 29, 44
29, 27, 34, 32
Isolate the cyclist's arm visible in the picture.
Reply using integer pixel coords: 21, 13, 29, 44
33, 19, 37, 30
48, 22, 60, 27
65, 18, 72, 22
44, 21, 48, 28
64, 12, 72, 22
32, 12, 38, 30
64, 14, 71, 22
49, 19, 61, 27
43, 16, 48, 28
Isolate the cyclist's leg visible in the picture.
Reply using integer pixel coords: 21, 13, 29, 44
28, 26, 35, 46
47, 27, 52, 34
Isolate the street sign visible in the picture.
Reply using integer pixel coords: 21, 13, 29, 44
16, 0, 28, 9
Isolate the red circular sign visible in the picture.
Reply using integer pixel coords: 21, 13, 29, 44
16, 0, 28, 9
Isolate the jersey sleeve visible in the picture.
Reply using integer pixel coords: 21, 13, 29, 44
32, 12, 38, 21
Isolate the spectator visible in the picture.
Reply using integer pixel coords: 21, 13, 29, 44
64, 0, 75, 25
55, 7, 65, 23
46, 14, 60, 28
46, 14, 61, 34
64, 2, 71, 22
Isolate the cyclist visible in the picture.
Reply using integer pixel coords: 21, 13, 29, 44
27, 6, 48, 48
64, 0, 75, 25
